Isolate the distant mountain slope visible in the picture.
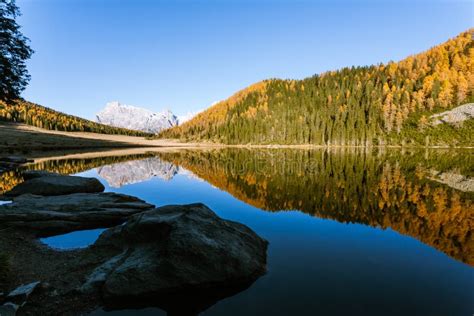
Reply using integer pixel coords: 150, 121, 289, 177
96, 101, 179, 134
0, 100, 152, 136
162, 81, 267, 140
177, 109, 203, 125
159, 29, 473, 146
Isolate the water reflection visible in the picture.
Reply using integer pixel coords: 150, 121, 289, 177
154, 149, 474, 266
0, 148, 473, 315
0, 153, 199, 192
40, 228, 106, 250
2, 149, 472, 265
97, 158, 179, 187
0, 153, 157, 194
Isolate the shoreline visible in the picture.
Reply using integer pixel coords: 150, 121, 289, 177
1, 122, 473, 155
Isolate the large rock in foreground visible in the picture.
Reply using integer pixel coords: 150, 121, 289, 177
0, 193, 155, 236
86, 203, 268, 314
5, 173, 105, 197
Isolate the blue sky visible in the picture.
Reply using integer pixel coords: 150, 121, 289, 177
17, 0, 473, 120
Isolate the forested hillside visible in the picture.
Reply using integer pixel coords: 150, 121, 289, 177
159, 30, 473, 146
0, 99, 152, 136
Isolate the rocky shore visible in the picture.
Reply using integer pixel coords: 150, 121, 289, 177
0, 170, 268, 315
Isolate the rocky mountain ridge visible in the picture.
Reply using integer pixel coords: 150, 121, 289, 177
96, 101, 185, 134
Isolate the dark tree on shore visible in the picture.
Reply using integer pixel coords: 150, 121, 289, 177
0, 0, 33, 102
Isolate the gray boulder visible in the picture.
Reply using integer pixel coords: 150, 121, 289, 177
87, 203, 268, 314
5, 174, 105, 197
0, 302, 18, 316
0, 282, 40, 316
0, 193, 155, 236
6, 281, 41, 304
21, 170, 60, 180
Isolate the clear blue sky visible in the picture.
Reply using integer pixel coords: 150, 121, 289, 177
17, 0, 473, 120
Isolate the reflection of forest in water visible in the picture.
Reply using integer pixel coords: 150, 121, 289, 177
0, 148, 472, 266
155, 149, 473, 266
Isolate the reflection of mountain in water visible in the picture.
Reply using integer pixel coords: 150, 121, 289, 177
0, 153, 157, 194
97, 158, 180, 187
156, 148, 474, 266
0, 153, 199, 193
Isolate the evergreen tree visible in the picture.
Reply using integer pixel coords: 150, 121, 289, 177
0, 0, 33, 101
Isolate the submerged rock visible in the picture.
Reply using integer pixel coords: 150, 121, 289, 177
5, 174, 105, 197
85, 203, 268, 314
0, 193, 155, 236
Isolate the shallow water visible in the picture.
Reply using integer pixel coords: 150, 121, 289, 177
3, 148, 474, 315
40, 228, 106, 250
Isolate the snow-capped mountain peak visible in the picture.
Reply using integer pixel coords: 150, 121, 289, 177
96, 101, 179, 134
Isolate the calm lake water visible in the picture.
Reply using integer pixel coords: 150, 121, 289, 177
4, 148, 474, 315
